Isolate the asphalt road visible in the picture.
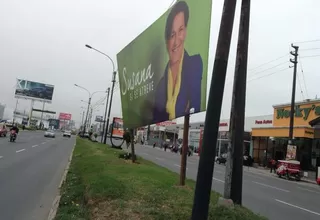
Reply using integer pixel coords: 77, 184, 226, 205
131, 144, 320, 220
0, 130, 75, 220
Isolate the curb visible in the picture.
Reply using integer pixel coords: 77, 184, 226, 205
47, 144, 76, 220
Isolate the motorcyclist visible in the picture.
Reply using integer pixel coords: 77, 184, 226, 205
10, 124, 19, 138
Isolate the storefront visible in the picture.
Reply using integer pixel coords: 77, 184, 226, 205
252, 99, 320, 170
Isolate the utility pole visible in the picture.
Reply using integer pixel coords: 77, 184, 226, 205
83, 97, 91, 133
103, 88, 110, 144
180, 114, 190, 186
191, 0, 237, 218
224, 0, 251, 205
289, 44, 299, 143
106, 71, 117, 147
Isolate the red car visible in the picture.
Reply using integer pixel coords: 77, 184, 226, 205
0, 124, 8, 137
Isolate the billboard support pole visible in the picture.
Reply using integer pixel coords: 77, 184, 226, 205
191, 0, 237, 219
13, 98, 19, 124
28, 100, 34, 127
40, 101, 45, 129
130, 128, 136, 162
103, 87, 111, 144
180, 114, 190, 186
224, 0, 251, 205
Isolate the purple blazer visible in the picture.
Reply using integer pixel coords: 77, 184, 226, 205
152, 50, 203, 124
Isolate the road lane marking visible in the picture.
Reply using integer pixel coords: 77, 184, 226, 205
297, 186, 320, 195
41, 142, 46, 144
32, 145, 38, 148
252, 181, 290, 193
245, 173, 265, 180
16, 149, 26, 153
275, 199, 320, 216
141, 153, 149, 155
213, 177, 225, 183
0, 156, 3, 159
174, 164, 188, 170
156, 157, 164, 161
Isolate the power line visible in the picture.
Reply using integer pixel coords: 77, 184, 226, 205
249, 61, 289, 77
298, 57, 309, 98
248, 53, 289, 71
296, 68, 305, 100
300, 54, 320, 58
247, 67, 289, 82
300, 48, 320, 51
293, 39, 320, 44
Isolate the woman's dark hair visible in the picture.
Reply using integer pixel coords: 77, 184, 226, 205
165, 1, 189, 41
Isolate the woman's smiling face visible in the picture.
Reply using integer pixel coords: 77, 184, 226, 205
167, 12, 187, 65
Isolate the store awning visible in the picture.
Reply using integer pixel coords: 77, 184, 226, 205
252, 126, 315, 139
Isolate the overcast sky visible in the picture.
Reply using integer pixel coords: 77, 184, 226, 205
1, 0, 319, 126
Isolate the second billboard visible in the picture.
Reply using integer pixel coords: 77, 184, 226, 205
15, 79, 54, 102
117, 0, 212, 128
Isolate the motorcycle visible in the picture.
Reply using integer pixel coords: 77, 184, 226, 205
9, 130, 17, 142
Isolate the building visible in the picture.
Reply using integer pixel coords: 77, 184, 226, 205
252, 99, 320, 170
0, 103, 5, 120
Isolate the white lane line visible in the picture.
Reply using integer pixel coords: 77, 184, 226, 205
141, 153, 149, 155
32, 145, 38, 148
275, 199, 320, 216
0, 156, 3, 159
297, 186, 320, 195
252, 181, 290, 193
174, 164, 188, 170
16, 149, 26, 153
156, 157, 164, 161
41, 142, 46, 145
213, 177, 225, 183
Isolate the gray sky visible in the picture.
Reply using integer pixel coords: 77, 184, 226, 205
1, 0, 319, 126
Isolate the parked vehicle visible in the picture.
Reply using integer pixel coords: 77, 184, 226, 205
215, 154, 227, 164
9, 130, 17, 142
44, 130, 55, 138
276, 160, 302, 181
63, 130, 71, 138
0, 123, 7, 137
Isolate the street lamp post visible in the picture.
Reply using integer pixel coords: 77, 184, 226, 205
85, 44, 117, 146
102, 88, 110, 143
74, 84, 106, 134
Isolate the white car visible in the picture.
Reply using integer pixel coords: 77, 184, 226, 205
44, 130, 55, 138
63, 130, 71, 138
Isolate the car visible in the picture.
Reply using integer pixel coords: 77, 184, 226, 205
0, 123, 8, 137
44, 130, 55, 138
63, 130, 71, 138
215, 153, 227, 164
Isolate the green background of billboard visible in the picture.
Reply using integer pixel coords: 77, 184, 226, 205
117, 0, 212, 128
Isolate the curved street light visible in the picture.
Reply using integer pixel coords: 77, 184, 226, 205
85, 44, 117, 144
74, 83, 107, 133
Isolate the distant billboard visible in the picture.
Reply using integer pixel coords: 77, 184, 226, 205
95, 116, 103, 122
59, 113, 72, 120
48, 119, 60, 129
112, 117, 124, 137
15, 79, 54, 102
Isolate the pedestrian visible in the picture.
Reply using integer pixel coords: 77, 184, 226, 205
270, 158, 277, 173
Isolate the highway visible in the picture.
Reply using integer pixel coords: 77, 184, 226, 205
131, 144, 320, 220
0, 130, 75, 220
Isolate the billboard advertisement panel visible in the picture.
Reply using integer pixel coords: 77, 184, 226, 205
59, 113, 72, 120
112, 117, 124, 137
117, 0, 212, 128
48, 119, 60, 129
15, 79, 54, 102
95, 116, 104, 122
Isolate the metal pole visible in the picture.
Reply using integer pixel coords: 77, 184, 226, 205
218, 131, 222, 157
81, 111, 85, 127
180, 114, 190, 185
105, 71, 116, 145
83, 97, 91, 133
13, 98, 19, 124
40, 101, 45, 129
289, 45, 299, 142
191, 0, 237, 219
28, 100, 34, 127
103, 87, 110, 144
224, 0, 251, 205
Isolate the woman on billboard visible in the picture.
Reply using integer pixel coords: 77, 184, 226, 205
153, 1, 203, 122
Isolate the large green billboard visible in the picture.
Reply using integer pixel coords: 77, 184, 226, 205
117, 0, 212, 128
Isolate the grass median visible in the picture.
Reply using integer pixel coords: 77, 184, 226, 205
55, 138, 267, 220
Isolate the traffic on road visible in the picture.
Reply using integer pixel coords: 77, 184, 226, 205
0, 130, 75, 220
134, 144, 320, 220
